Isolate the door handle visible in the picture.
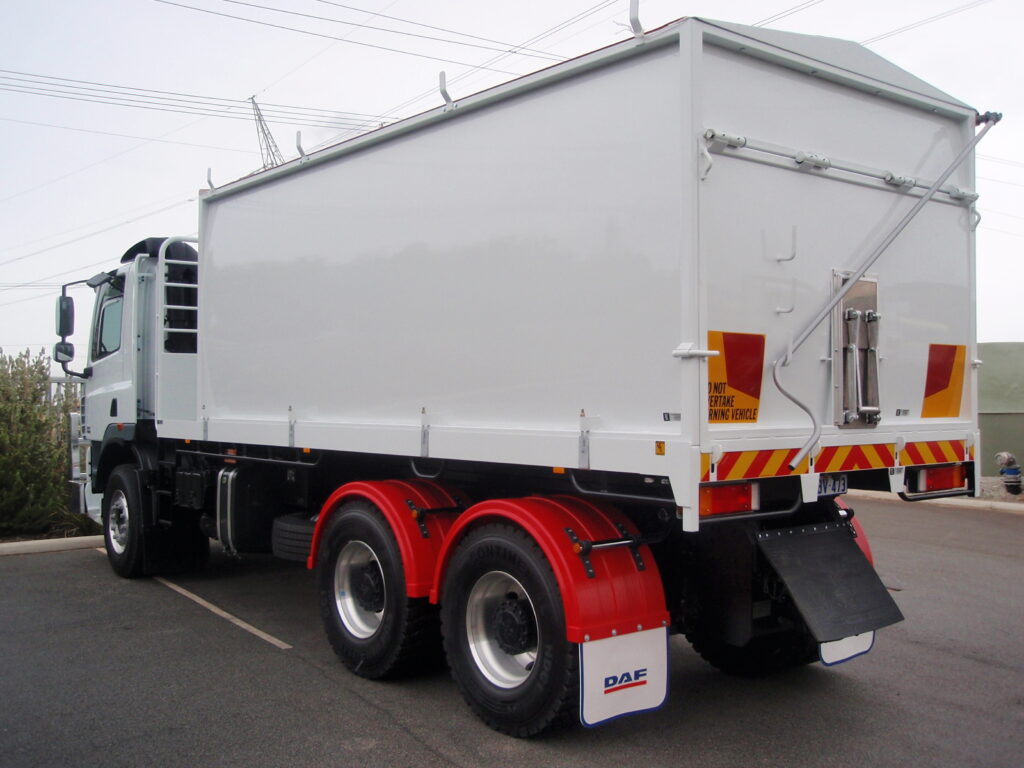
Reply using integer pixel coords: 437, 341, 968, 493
672, 343, 720, 359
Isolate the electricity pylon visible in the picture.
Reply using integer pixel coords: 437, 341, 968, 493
250, 97, 284, 169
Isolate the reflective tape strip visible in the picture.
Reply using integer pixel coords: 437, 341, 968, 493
703, 449, 808, 482
899, 440, 966, 466
701, 439, 968, 482
816, 443, 895, 473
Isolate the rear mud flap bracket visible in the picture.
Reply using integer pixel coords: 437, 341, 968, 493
756, 522, 903, 642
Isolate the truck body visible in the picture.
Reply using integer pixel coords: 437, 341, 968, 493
57, 17, 989, 736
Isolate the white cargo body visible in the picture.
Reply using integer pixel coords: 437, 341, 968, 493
64, 16, 991, 738
161, 18, 979, 523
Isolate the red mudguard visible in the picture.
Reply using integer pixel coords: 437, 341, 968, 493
430, 495, 669, 644
307, 479, 465, 598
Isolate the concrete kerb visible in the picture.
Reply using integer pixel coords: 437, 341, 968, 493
846, 489, 1024, 515
0, 535, 104, 557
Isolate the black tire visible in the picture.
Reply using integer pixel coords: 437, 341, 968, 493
272, 511, 317, 562
685, 627, 817, 677
440, 524, 578, 738
316, 500, 440, 679
102, 464, 149, 578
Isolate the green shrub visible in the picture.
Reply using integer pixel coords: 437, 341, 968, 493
0, 348, 97, 537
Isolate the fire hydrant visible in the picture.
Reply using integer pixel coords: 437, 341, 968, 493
995, 451, 1021, 495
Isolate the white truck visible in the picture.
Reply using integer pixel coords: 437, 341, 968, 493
54, 16, 996, 736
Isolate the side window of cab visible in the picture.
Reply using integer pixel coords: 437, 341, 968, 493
92, 282, 124, 361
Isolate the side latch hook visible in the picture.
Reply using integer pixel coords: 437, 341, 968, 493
439, 71, 455, 112
629, 0, 644, 39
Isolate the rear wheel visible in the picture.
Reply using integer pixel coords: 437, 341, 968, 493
441, 524, 577, 737
316, 500, 440, 678
686, 626, 817, 677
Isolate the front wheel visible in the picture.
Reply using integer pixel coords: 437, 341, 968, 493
102, 464, 149, 578
441, 524, 577, 737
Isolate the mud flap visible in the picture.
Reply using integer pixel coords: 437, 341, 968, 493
579, 626, 669, 727
756, 522, 903, 646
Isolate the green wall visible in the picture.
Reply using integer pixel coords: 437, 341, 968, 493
979, 414, 1024, 476
978, 343, 1024, 476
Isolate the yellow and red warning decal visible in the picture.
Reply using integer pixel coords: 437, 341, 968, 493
701, 440, 970, 482
921, 344, 966, 418
707, 331, 765, 424
899, 439, 968, 466
815, 444, 895, 474
700, 448, 809, 482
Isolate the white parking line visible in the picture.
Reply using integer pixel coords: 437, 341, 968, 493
154, 576, 293, 650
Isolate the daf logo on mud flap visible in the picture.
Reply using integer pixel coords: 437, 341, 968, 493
603, 668, 648, 694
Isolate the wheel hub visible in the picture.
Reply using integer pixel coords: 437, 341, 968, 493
492, 593, 537, 656
334, 540, 386, 639
352, 562, 385, 613
108, 490, 130, 555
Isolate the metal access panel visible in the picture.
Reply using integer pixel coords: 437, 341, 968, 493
756, 523, 904, 642
833, 274, 881, 429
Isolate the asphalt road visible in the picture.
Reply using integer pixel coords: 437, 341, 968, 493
1, 498, 1021, 767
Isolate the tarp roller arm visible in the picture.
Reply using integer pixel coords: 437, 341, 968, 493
774, 111, 1001, 471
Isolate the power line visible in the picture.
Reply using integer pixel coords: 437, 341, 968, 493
0, 68, 386, 121
754, 1, 826, 28
151, 0, 522, 75
315, 0, 564, 59
217, 0, 562, 61
0, 284, 64, 289
981, 226, 1024, 239
978, 153, 1024, 169
0, 115, 253, 153
861, 0, 994, 45
0, 83, 375, 131
312, 0, 620, 150
984, 208, 1024, 223
978, 175, 1024, 189
0, 111, 216, 205
0, 193, 190, 255
0, 198, 195, 271
536, 2, 632, 53
255, 0, 400, 96
0, 261, 119, 308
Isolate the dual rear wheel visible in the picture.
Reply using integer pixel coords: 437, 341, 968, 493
316, 507, 577, 736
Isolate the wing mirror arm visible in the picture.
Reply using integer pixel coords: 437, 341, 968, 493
53, 272, 112, 379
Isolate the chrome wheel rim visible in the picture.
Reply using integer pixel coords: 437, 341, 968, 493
334, 540, 386, 639
107, 490, 130, 555
466, 571, 538, 689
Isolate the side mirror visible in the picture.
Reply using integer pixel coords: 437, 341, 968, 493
56, 295, 75, 337
53, 341, 75, 364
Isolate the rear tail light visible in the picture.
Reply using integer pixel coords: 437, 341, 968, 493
914, 464, 967, 493
699, 482, 759, 517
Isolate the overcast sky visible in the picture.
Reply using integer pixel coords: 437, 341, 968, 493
1, 0, 1020, 361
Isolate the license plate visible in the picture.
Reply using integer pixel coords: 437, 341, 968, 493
818, 473, 848, 497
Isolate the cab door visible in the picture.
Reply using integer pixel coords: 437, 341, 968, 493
83, 266, 137, 443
